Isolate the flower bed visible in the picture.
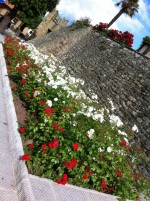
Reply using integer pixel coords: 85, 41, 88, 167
4, 36, 149, 201
93, 22, 134, 48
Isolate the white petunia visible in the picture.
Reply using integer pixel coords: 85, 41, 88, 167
109, 114, 123, 127
132, 125, 139, 132
54, 98, 58, 101
33, 91, 41, 97
107, 147, 112, 153
98, 148, 103, 152
46, 100, 52, 107
87, 129, 95, 139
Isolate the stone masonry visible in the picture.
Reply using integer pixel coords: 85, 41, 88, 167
30, 27, 150, 176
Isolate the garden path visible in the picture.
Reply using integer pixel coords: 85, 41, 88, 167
0, 62, 18, 200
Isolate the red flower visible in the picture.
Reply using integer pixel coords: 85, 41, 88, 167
83, 174, 88, 180
7, 67, 12, 71
89, 171, 93, 175
43, 150, 47, 154
22, 154, 30, 161
48, 142, 54, 149
22, 79, 27, 84
60, 127, 64, 132
72, 143, 79, 150
39, 101, 44, 106
120, 141, 127, 147
53, 139, 59, 148
27, 97, 31, 101
133, 173, 139, 180
136, 196, 140, 200
101, 180, 107, 188
65, 158, 78, 169
85, 168, 89, 172
65, 107, 69, 112
48, 139, 59, 149
62, 174, 68, 181
116, 169, 122, 177
24, 91, 29, 95
109, 187, 114, 192
20, 127, 25, 133
12, 85, 17, 89
44, 107, 51, 114
29, 144, 34, 148
41, 144, 47, 149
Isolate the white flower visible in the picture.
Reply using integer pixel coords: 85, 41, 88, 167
87, 129, 95, 139
109, 114, 123, 127
22, 74, 27, 79
118, 130, 127, 137
124, 137, 129, 143
132, 125, 139, 132
107, 147, 112, 153
98, 148, 103, 152
46, 100, 52, 107
54, 98, 58, 101
33, 91, 41, 97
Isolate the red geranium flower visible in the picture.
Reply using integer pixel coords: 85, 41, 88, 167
62, 174, 68, 181
7, 67, 12, 70
60, 127, 64, 132
41, 144, 47, 149
53, 139, 59, 148
72, 143, 79, 150
120, 141, 127, 147
89, 171, 93, 175
83, 174, 88, 180
24, 91, 29, 95
22, 79, 27, 84
39, 101, 44, 106
20, 127, 25, 133
29, 144, 34, 148
101, 180, 107, 188
12, 85, 17, 89
116, 169, 122, 177
85, 168, 89, 172
136, 196, 140, 200
22, 154, 30, 161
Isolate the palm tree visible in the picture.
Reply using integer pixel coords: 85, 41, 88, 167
108, 0, 139, 28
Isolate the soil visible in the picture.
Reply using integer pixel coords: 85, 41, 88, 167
9, 79, 27, 126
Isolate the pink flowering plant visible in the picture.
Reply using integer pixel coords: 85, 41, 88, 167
4, 36, 149, 201
93, 22, 134, 48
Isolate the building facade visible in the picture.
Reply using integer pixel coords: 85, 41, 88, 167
138, 43, 150, 58
35, 10, 68, 37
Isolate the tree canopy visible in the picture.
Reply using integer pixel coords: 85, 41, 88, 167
9, 0, 59, 28
108, 0, 139, 28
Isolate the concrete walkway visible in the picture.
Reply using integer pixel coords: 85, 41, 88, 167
0, 56, 18, 200
0, 34, 4, 43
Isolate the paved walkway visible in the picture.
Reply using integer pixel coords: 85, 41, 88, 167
0, 62, 18, 200
0, 34, 4, 43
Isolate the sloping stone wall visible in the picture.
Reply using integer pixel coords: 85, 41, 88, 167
30, 27, 150, 175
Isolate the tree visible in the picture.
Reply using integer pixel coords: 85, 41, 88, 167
108, 0, 139, 28
0, 0, 59, 32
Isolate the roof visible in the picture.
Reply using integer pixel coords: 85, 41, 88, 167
5, 0, 14, 9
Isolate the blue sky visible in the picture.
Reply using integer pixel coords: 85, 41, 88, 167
56, 0, 150, 50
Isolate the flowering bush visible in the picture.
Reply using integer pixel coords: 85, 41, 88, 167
93, 22, 134, 48
3, 36, 149, 201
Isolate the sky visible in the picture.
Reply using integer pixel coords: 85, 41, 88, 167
56, 0, 150, 50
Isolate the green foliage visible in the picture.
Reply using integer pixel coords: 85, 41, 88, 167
142, 36, 150, 45
137, 36, 150, 51
9, 0, 59, 28
69, 17, 91, 30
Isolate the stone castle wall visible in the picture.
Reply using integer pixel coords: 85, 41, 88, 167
30, 27, 150, 175
35, 10, 68, 37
